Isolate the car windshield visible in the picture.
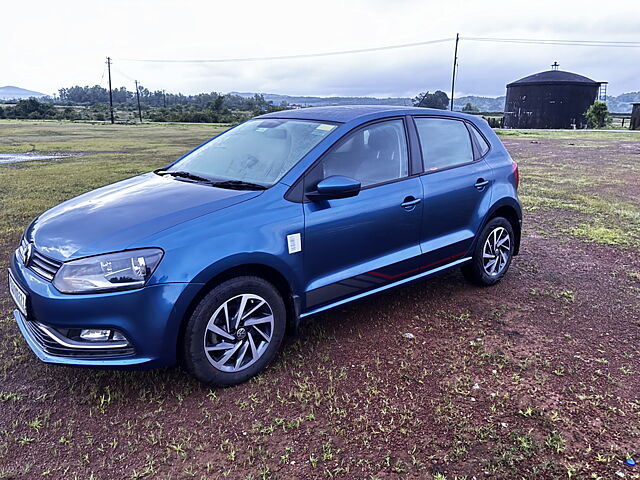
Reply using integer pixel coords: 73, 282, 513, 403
166, 118, 338, 188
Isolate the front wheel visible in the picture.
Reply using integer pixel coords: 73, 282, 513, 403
182, 276, 286, 386
462, 217, 514, 286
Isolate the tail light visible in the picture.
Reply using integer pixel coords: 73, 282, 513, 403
512, 161, 519, 190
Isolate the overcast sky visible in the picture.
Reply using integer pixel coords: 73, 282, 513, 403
2, 0, 638, 98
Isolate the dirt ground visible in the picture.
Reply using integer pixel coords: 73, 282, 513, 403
0, 125, 639, 479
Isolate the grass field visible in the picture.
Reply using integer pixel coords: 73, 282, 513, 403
0, 120, 639, 479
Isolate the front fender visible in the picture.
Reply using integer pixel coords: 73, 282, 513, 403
190, 251, 302, 295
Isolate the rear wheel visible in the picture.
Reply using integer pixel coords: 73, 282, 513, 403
183, 276, 286, 386
462, 217, 514, 286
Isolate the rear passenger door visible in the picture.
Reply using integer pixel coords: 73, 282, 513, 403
413, 117, 494, 265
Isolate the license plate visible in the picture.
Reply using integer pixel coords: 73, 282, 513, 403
8, 271, 27, 317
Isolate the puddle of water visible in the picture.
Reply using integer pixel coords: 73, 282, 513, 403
0, 153, 74, 164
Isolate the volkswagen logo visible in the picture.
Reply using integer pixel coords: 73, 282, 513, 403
23, 243, 33, 267
235, 327, 247, 340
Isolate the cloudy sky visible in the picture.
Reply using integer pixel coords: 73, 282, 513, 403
2, 0, 638, 98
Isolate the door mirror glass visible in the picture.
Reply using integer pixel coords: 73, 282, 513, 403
307, 175, 361, 200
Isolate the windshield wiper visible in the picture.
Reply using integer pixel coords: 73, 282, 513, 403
155, 170, 215, 184
155, 170, 266, 190
210, 180, 267, 190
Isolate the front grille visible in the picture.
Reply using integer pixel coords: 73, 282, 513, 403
29, 250, 62, 281
19, 238, 62, 282
23, 321, 135, 359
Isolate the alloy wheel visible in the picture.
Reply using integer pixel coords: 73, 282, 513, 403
482, 226, 511, 276
203, 294, 274, 372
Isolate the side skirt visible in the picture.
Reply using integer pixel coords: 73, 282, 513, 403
300, 256, 472, 318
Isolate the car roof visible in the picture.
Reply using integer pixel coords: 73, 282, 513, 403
258, 105, 473, 123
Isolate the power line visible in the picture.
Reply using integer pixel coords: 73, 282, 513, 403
464, 36, 640, 47
109, 35, 637, 106
99, 64, 106, 87
117, 35, 640, 66
112, 66, 136, 82
118, 38, 453, 63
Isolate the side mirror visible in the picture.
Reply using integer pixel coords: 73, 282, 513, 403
307, 175, 361, 201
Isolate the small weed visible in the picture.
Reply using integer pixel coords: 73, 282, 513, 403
519, 406, 534, 417
0, 392, 23, 402
545, 431, 565, 454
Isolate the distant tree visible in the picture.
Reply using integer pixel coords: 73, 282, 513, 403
10, 98, 56, 119
61, 106, 80, 120
585, 100, 611, 128
213, 94, 225, 112
413, 90, 449, 110
462, 102, 479, 112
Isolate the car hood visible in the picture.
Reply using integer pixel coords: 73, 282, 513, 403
26, 173, 262, 261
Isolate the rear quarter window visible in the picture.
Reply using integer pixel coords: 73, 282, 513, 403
469, 124, 490, 157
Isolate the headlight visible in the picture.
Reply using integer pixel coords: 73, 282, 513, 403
53, 248, 163, 294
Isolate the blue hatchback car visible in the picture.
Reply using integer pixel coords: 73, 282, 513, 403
9, 106, 521, 385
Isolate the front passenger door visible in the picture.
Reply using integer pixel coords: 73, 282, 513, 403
302, 119, 423, 310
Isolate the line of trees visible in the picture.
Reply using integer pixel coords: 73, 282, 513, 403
0, 85, 293, 123
56, 84, 275, 111
0, 98, 73, 120
3, 84, 460, 123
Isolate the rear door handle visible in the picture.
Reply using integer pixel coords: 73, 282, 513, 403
474, 178, 490, 190
401, 196, 421, 209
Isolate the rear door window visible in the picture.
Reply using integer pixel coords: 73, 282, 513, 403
414, 118, 474, 172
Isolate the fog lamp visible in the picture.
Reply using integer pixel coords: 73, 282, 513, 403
80, 329, 113, 342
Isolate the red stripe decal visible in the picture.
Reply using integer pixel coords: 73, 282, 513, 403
367, 252, 465, 280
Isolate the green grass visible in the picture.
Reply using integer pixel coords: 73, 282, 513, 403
0, 121, 226, 239
496, 128, 640, 141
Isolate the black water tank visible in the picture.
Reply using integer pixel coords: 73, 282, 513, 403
504, 70, 601, 129
631, 103, 640, 130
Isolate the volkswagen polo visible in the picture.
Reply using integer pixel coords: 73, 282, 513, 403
8, 106, 521, 385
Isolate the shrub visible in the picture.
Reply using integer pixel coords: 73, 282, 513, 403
585, 100, 611, 128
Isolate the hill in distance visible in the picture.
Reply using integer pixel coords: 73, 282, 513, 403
229, 91, 638, 113
0, 86, 46, 100
230, 91, 415, 107
230, 91, 507, 111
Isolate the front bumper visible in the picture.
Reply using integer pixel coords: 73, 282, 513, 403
14, 309, 149, 367
9, 252, 200, 368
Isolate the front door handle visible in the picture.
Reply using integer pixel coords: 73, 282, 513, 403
401, 196, 421, 210
474, 178, 490, 190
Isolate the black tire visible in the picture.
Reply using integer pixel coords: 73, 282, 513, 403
183, 276, 286, 386
462, 217, 515, 286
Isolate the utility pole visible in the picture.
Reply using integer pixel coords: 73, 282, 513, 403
162, 89, 166, 108
106, 57, 114, 124
134, 80, 142, 123
450, 33, 459, 111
